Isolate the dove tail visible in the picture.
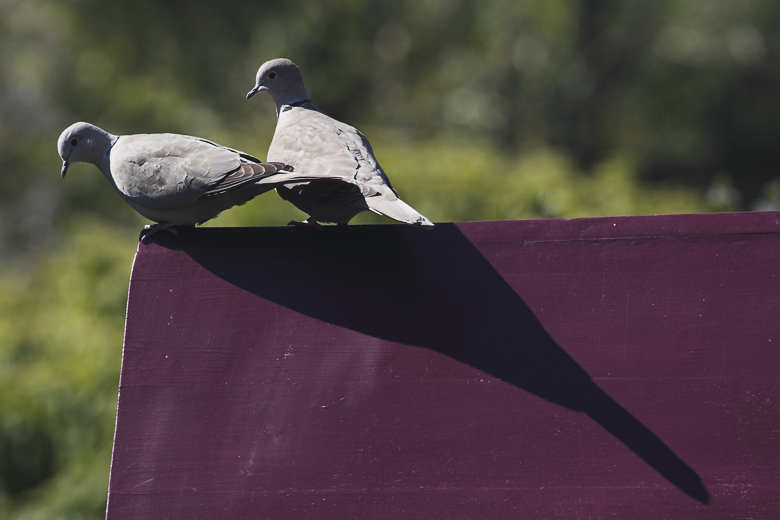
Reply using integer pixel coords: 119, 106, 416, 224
367, 197, 434, 227
202, 161, 290, 197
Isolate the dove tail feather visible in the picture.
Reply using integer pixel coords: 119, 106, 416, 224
367, 197, 434, 227
244, 161, 288, 180
254, 171, 350, 186
202, 162, 284, 197
204, 162, 317, 197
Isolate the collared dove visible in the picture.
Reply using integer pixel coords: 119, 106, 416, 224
246, 58, 433, 228
57, 122, 344, 238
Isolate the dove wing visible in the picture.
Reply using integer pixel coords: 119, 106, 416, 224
269, 111, 393, 194
110, 134, 265, 210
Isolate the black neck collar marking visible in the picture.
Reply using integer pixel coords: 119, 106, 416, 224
282, 99, 311, 112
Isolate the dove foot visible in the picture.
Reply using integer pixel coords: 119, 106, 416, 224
287, 220, 324, 231
140, 224, 182, 244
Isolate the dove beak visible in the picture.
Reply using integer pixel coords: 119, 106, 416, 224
61, 160, 70, 178
246, 85, 262, 99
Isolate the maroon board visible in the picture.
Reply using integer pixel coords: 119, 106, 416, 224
107, 213, 780, 519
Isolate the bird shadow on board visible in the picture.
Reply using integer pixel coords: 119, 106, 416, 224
154, 223, 710, 504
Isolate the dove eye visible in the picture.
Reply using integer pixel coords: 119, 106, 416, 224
70, 138, 78, 146
269, 71, 277, 80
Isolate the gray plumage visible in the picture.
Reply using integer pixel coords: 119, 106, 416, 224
57, 122, 343, 233
246, 58, 433, 227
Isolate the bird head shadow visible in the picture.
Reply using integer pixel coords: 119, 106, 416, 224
149, 223, 710, 504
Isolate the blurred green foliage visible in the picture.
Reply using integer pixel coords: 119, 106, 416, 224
0, 220, 136, 518
1, 0, 779, 517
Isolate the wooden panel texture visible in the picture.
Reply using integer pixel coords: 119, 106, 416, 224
107, 213, 780, 519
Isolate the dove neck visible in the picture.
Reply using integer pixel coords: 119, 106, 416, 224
95, 134, 120, 187
274, 84, 311, 116
278, 98, 312, 116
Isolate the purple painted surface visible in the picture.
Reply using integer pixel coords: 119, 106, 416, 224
108, 213, 780, 519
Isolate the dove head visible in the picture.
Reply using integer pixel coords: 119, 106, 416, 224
246, 58, 309, 108
57, 122, 115, 178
